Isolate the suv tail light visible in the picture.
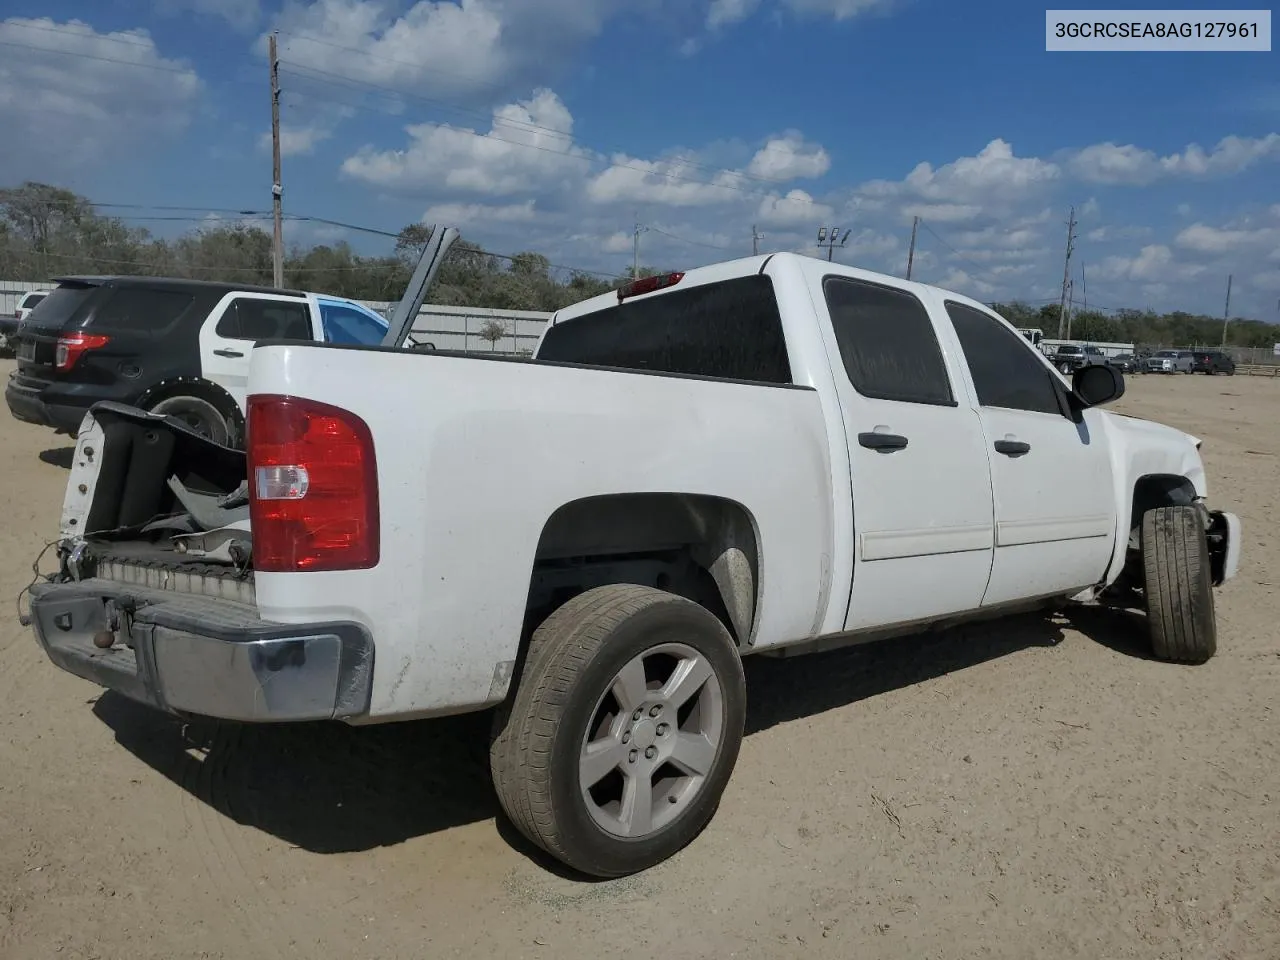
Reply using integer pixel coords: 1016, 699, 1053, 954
247, 394, 379, 572
55, 333, 110, 371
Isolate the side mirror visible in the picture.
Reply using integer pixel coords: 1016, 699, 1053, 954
1072, 363, 1125, 407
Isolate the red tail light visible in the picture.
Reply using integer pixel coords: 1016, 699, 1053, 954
247, 394, 379, 573
617, 271, 685, 302
55, 333, 110, 371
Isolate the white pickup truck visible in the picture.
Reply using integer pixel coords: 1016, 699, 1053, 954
22, 252, 1241, 879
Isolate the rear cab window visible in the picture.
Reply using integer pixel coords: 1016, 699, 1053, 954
19, 293, 47, 311
536, 274, 793, 384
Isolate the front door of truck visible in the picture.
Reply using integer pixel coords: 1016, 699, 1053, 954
804, 266, 997, 632
943, 300, 1117, 605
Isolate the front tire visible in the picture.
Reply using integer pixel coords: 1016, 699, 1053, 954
490, 584, 746, 878
1142, 505, 1217, 663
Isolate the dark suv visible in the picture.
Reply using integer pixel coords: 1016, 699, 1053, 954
1191, 350, 1235, 375
4, 276, 387, 446
1050, 343, 1107, 374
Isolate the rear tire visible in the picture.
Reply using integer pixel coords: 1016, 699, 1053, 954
1142, 505, 1217, 663
148, 394, 237, 447
489, 584, 746, 878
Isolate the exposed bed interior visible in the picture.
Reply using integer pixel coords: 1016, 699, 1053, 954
71, 404, 253, 590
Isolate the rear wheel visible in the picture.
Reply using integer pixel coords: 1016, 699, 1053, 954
490, 584, 746, 878
1142, 505, 1217, 663
148, 394, 237, 447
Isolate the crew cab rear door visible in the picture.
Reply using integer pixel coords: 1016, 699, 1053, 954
942, 300, 1116, 604
798, 261, 997, 631
198, 292, 317, 409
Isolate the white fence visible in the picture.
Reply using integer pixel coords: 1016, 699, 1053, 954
2, 279, 552, 356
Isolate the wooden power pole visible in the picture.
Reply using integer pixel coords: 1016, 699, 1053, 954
906, 215, 919, 280
1057, 206, 1077, 339
752, 224, 765, 256
269, 31, 284, 289
1221, 274, 1233, 346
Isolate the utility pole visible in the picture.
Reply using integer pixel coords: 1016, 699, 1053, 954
1065, 278, 1075, 340
817, 225, 851, 262
1221, 274, 1233, 346
632, 216, 648, 279
269, 31, 284, 289
752, 224, 765, 256
906, 215, 919, 280
1057, 205, 1077, 340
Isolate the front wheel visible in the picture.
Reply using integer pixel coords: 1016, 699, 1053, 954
490, 584, 746, 878
1142, 505, 1216, 663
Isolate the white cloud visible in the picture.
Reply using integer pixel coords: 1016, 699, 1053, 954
155, 0, 260, 30
756, 189, 831, 227
707, 0, 762, 28
1086, 224, 1152, 242
1175, 222, 1279, 254
341, 88, 593, 194
422, 200, 538, 223
1096, 244, 1186, 283
860, 139, 1060, 222
0, 18, 201, 178
259, 105, 354, 157
902, 202, 982, 222
1064, 133, 1280, 185
587, 156, 748, 207
746, 132, 830, 180
268, 0, 642, 103
705, 0, 889, 28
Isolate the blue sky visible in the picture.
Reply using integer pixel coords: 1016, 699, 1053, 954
1, 0, 1277, 319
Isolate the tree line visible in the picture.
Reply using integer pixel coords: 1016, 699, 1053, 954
3, 181, 1277, 348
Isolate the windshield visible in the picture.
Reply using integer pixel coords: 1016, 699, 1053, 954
18, 283, 98, 332
1155, 351, 1178, 357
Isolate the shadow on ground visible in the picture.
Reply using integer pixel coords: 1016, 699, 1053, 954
39, 447, 74, 469
92, 604, 1150, 858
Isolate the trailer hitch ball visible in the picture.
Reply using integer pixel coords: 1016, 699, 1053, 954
92, 630, 116, 649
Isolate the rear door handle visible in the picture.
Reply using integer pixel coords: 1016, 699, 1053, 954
213, 348, 245, 358
994, 437, 1031, 457
858, 431, 909, 452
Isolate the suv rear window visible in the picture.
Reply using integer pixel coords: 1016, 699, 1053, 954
17, 284, 98, 331
91, 287, 198, 332
537, 275, 792, 384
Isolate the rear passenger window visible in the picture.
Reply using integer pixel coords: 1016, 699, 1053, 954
92, 288, 196, 332
216, 298, 311, 341
945, 301, 1063, 416
823, 276, 954, 405
536, 275, 792, 383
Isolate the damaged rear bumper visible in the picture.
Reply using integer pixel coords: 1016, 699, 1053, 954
27, 578, 374, 722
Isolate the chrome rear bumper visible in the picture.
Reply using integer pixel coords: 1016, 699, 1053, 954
27, 578, 374, 722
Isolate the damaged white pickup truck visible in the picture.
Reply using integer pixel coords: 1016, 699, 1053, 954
22, 253, 1241, 878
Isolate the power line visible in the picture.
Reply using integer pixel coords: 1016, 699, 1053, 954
0, 37, 197, 75
1, 19, 162, 50
645, 224, 735, 251
916, 221, 1006, 290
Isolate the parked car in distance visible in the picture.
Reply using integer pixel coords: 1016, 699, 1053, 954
1192, 350, 1235, 375
1108, 353, 1139, 374
5, 276, 391, 447
0, 288, 53, 354
1051, 343, 1107, 374
25, 252, 1241, 879
1144, 350, 1195, 374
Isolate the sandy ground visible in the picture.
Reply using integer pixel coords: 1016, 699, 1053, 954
1, 358, 1277, 960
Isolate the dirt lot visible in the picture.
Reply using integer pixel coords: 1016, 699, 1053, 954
1, 359, 1276, 960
